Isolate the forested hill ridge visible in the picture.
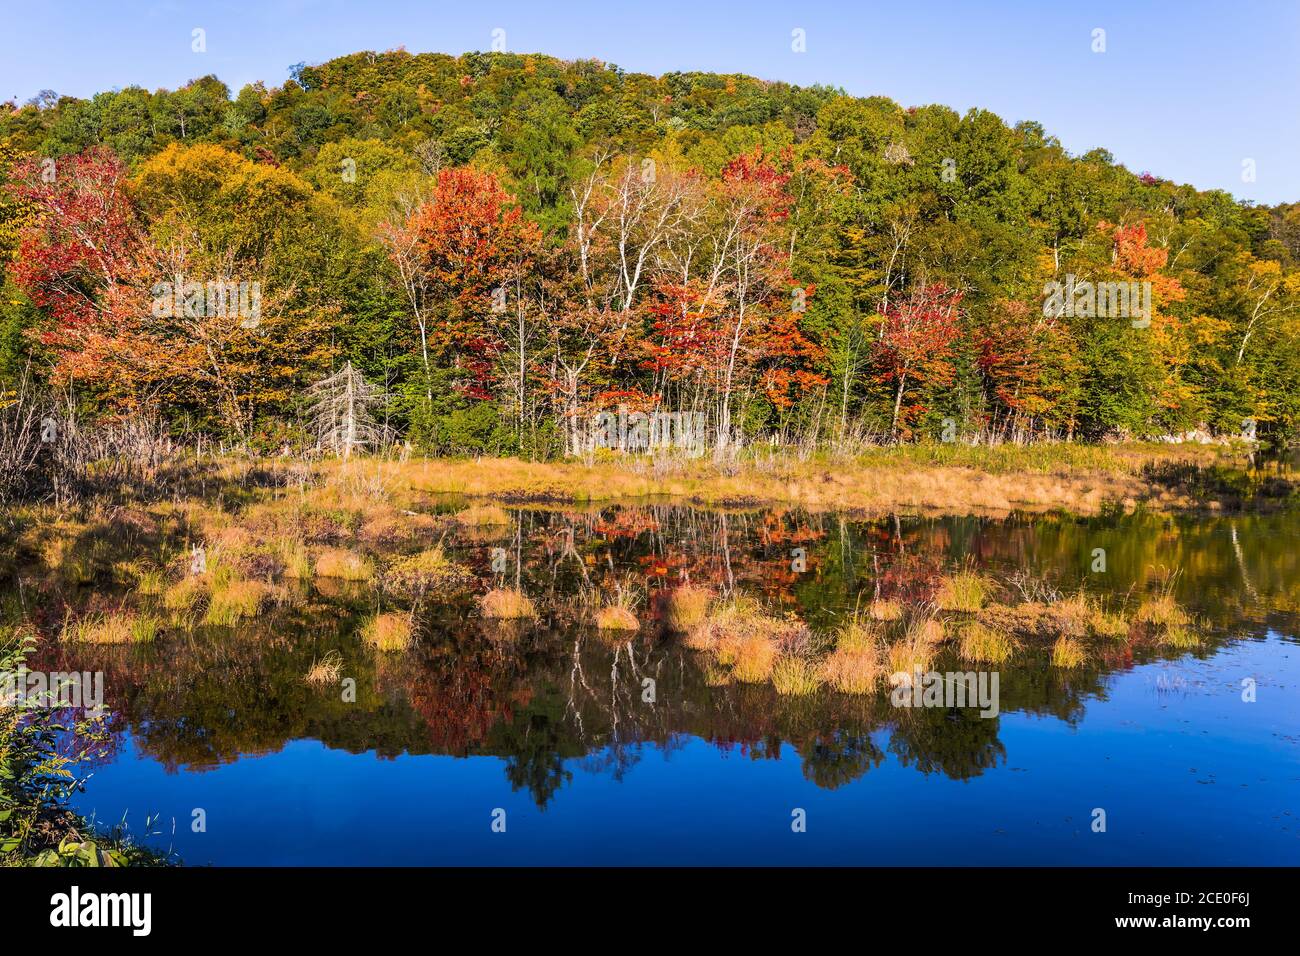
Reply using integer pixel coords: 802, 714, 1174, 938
1, 48, 1298, 456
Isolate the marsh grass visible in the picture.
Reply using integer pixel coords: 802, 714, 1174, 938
384, 546, 468, 598
822, 646, 884, 694
133, 567, 167, 597
958, 622, 1014, 664
771, 655, 823, 695
314, 547, 375, 582
934, 571, 988, 612
1136, 593, 1190, 628
665, 585, 711, 631
361, 612, 413, 651
63, 609, 161, 645
595, 605, 639, 631
304, 650, 344, 685
1051, 635, 1086, 668
887, 639, 933, 675
731, 634, 777, 683
481, 587, 536, 619
203, 578, 267, 627
454, 504, 512, 527
833, 615, 880, 652
162, 575, 206, 614
868, 598, 904, 621
275, 536, 313, 579
1160, 624, 1201, 649
1089, 606, 1132, 639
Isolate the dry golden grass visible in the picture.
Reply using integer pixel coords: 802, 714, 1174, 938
1160, 625, 1200, 649
384, 547, 468, 596
1089, 608, 1131, 639
665, 585, 712, 631
595, 605, 639, 631
834, 616, 881, 652
361, 612, 413, 651
868, 598, 904, 622
1051, 635, 1086, 668
906, 616, 947, 645
63, 610, 162, 644
203, 578, 267, 626
958, 622, 1014, 663
162, 576, 206, 613
731, 634, 778, 683
822, 647, 884, 694
690, 598, 805, 663
1051, 592, 1093, 636
453, 504, 512, 527
480, 587, 536, 619
934, 571, 989, 612
369, 445, 1226, 517
1136, 594, 1190, 628
314, 548, 375, 582
305, 650, 344, 685
771, 655, 824, 695
887, 637, 934, 675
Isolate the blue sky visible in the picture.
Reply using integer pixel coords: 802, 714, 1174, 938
2, 0, 1296, 204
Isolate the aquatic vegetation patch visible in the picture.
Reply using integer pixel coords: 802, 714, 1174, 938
665, 585, 712, 631
361, 612, 414, 651
1051, 635, 1086, 669
1136, 593, 1190, 628
595, 605, 639, 631
203, 578, 268, 627
480, 587, 536, 619
62, 609, 161, 645
314, 547, 376, 582
454, 504, 512, 527
958, 622, 1014, 664
821, 646, 883, 694
731, 634, 778, 683
383, 547, 470, 598
934, 571, 989, 612
771, 655, 824, 695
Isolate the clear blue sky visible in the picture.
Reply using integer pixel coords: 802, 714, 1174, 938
2, 0, 1296, 204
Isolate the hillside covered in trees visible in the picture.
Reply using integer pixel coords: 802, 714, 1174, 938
2, 48, 1298, 456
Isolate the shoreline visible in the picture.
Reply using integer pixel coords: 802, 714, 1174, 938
322, 443, 1283, 518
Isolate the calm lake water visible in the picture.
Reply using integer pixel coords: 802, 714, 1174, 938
46, 504, 1300, 865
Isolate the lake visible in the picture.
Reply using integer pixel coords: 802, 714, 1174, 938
43, 504, 1300, 865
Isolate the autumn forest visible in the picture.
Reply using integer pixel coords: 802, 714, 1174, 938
1, 48, 1297, 462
